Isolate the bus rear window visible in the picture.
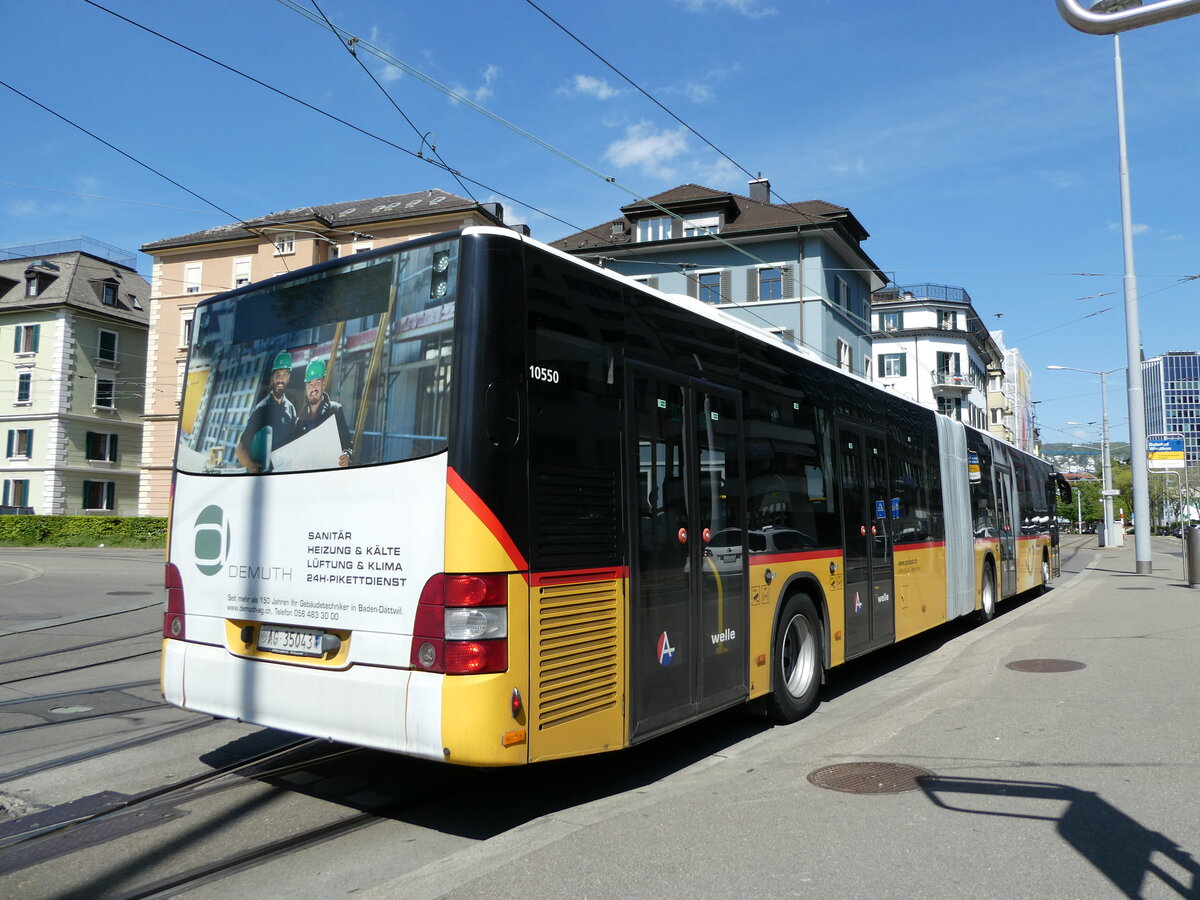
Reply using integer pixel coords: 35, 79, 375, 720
176, 240, 458, 475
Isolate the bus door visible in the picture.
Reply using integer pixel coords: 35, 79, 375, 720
627, 368, 747, 741
838, 424, 895, 657
994, 467, 1017, 596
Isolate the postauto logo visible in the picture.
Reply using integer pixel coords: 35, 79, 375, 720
193, 505, 230, 576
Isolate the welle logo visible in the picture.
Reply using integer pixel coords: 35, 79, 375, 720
193, 505, 231, 576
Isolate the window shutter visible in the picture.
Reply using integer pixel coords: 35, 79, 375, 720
746, 269, 758, 302
781, 266, 794, 298
31, 324, 39, 352
645, 277, 659, 291
720, 271, 732, 304
686, 273, 698, 299
2, 480, 8, 506
106, 482, 116, 510
12, 328, 18, 354
900, 355, 907, 377
5, 430, 12, 458
110, 433, 118, 462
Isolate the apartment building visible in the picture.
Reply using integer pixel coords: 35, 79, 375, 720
550, 179, 887, 373
1, 238, 149, 515
137, 190, 508, 516
871, 283, 1004, 433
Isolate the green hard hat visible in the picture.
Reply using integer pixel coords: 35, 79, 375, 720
272, 351, 293, 371
305, 358, 327, 381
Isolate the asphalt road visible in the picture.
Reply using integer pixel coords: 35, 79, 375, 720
1, 537, 1197, 899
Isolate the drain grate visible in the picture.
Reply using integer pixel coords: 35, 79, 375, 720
807, 762, 933, 794
1006, 658, 1086, 673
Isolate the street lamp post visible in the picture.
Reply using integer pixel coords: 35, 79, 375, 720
1050, 365, 1122, 547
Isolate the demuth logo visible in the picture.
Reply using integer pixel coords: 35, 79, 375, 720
194, 505, 230, 576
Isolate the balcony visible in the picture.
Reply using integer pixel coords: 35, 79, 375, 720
931, 371, 974, 395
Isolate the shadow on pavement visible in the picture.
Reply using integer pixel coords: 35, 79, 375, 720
919, 775, 1199, 898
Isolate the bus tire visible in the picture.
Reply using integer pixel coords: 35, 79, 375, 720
978, 562, 997, 624
765, 593, 822, 723
1040, 553, 1051, 594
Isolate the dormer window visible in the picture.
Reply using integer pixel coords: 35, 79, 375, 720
635, 217, 671, 242
682, 214, 719, 237
101, 280, 119, 305
25, 275, 39, 298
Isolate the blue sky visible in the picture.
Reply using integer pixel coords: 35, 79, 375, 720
3, 0, 1198, 448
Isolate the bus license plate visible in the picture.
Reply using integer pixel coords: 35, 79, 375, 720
258, 624, 324, 657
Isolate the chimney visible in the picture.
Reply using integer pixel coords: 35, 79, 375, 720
749, 176, 771, 204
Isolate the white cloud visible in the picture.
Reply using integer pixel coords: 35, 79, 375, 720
674, 0, 777, 18
690, 156, 742, 189
1107, 221, 1150, 235
367, 27, 404, 84
451, 64, 501, 105
559, 74, 620, 100
604, 121, 689, 179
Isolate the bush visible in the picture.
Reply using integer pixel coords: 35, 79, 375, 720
0, 516, 167, 548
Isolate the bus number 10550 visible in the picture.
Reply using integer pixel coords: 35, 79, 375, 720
529, 366, 560, 384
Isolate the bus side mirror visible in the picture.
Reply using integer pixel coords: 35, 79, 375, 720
1056, 475, 1072, 504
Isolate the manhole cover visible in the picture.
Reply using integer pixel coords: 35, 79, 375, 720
49, 706, 94, 715
1006, 658, 1086, 673
107, 591, 153, 596
807, 762, 932, 794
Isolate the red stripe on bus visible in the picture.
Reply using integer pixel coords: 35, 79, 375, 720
893, 541, 946, 551
753, 549, 842, 567
446, 467, 529, 571
531, 566, 629, 587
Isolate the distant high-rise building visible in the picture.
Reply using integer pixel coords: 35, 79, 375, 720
1142, 350, 1200, 463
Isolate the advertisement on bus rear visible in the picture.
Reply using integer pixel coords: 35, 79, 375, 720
171, 455, 446, 635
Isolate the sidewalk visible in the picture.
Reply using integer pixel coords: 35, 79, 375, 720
387, 536, 1200, 899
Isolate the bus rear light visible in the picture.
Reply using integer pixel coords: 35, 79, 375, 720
444, 607, 506, 640
163, 562, 185, 641
411, 573, 509, 674
444, 639, 507, 675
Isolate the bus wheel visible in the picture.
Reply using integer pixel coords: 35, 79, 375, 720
1040, 554, 1051, 593
978, 563, 997, 624
766, 594, 822, 723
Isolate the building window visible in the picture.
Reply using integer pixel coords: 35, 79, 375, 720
233, 257, 251, 288
836, 276, 850, 309
837, 339, 852, 372
14, 323, 40, 355
101, 280, 119, 305
682, 214, 719, 237
94, 378, 115, 409
98, 329, 118, 364
3, 479, 30, 508
879, 311, 903, 333
864, 356, 872, 379
25, 275, 39, 297
184, 263, 202, 294
182, 315, 194, 349
698, 271, 723, 304
86, 431, 118, 462
636, 217, 671, 242
936, 351, 961, 375
759, 268, 784, 301
273, 233, 296, 255
351, 242, 374, 255
991, 408, 1003, 425
939, 309, 957, 330
83, 480, 116, 511
880, 353, 907, 377
6, 428, 33, 459
16, 372, 32, 403
937, 396, 963, 420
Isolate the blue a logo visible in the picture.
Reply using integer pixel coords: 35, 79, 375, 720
194, 505, 230, 576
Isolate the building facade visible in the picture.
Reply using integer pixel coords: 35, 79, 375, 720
550, 179, 887, 374
137, 190, 508, 516
1142, 350, 1200, 463
1, 238, 149, 516
988, 331, 1038, 454
870, 284, 1004, 433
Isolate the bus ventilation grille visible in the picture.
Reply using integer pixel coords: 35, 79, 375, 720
535, 576, 620, 730
533, 466, 618, 568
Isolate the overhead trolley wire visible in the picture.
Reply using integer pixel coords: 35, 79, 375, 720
78, 0, 594, 241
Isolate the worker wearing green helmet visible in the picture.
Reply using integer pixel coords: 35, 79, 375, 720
294, 357, 353, 468
236, 349, 298, 472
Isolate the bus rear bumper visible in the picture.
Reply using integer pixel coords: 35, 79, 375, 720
161, 639, 445, 761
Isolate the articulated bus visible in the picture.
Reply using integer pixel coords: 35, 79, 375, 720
162, 227, 1070, 766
